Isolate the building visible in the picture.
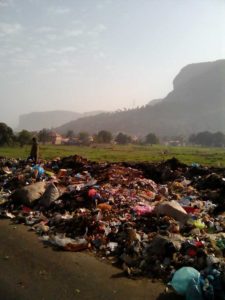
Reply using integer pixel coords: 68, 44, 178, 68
50, 132, 64, 145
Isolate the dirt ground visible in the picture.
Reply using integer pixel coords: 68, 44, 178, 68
0, 219, 182, 300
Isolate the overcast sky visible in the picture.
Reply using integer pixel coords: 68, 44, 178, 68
0, 0, 224, 128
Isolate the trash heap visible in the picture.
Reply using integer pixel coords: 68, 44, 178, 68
0, 155, 225, 299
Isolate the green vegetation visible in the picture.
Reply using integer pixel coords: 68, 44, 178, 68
189, 131, 225, 147
17, 130, 33, 147
1, 144, 225, 166
145, 133, 159, 145
0, 122, 14, 146
115, 132, 132, 144
96, 130, 113, 143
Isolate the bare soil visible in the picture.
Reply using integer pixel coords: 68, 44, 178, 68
0, 219, 182, 300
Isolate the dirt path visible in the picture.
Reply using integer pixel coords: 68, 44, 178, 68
0, 220, 182, 300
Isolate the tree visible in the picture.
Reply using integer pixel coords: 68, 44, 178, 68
0, 123, 14, 146
96, 130, 112, 143
115, 132, 132, 144
145, 133, 159, 145
212, 132, 225, 147
188, 131, 225, 147
38, 129, 51, 144
78, 131, 90, 145
17, 130, 32, 147
188, 133, 196, 144
196, 131, 212, 146
66, 130, 74, 139
189, 131, 213, 147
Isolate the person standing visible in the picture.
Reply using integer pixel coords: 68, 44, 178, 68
29, 137, 39, 164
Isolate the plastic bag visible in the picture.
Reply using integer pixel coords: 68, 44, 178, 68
39, 182, 60, 207
33, 165, 45, 178
170, 267, 200, 295
50, 235, 89, 251
186, 278, 203, 300
193, 219, 206, 229
133, 204, 154, 216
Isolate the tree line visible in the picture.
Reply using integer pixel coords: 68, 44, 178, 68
189, 131, 225, 147
1, 122, 225, 148
0, 123, 159, 146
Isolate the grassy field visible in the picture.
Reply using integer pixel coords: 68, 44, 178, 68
1, 144, 225, 167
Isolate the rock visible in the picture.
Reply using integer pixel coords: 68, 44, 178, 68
154, 200, 189, 226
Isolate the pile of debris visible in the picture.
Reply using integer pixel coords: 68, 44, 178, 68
0, 155, 225, 299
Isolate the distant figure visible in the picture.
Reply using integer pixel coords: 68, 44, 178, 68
29, 137, 39, 164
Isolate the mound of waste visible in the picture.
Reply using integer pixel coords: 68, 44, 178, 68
0, 155, 225, 299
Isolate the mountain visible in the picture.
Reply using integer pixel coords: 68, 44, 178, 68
56, 60, 225, 137
17, 110, 104, 131
148, 99, 162, 106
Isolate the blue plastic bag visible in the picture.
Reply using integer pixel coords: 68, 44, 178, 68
186, 278, 203, 300
33, 165, 45, 178
170, 267, 200, 296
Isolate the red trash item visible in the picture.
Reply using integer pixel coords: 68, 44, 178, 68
195, 241, 204, 248
22, 206, 32, 213
187, 248, 197, 257
58, 169, 67, 178
183, 206, 199, 214
88, 188, 97, 198
133, 204, 154, 216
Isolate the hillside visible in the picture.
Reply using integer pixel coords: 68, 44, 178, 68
56, 60, 225, 137
17, 110, 104, 131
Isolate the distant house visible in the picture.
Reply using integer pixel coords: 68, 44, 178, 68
50, 132, 68, 145
164, 140, 185, 146
88, 135, 94, 143
131, 135, 139, 143
66, 135, 94, 145
65, 137, 80, 145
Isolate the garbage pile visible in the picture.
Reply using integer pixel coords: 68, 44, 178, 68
0, 155, 225, 299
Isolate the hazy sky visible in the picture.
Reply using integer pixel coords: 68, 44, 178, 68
0, 0, 225, 127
